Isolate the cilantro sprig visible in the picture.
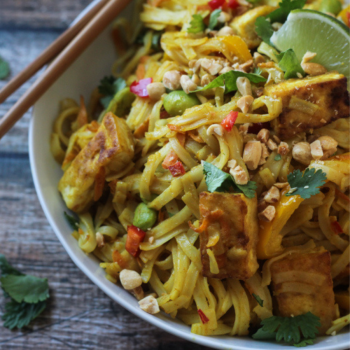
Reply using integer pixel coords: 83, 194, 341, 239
203, 161, 257, 199
195, 71, 266, 94
276, 49, 305, 79
252, 312, 321, 346
208, 9, 222, 30
98, 76, 127, 108
286, 168, 327, 199
0, 255, 50, 330
188, 14, 206, 34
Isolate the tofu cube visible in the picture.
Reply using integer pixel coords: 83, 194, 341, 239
58, 112, 134, 212
270, 247, 336, 334
199, 192, 259, 280
264, 73, 350, 139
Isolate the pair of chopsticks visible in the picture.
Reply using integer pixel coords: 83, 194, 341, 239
0, 0, 131, 139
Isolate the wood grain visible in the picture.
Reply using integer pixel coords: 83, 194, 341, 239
0, 2, 213, 349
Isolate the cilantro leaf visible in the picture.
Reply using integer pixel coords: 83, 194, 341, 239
2, 300, 46, 330
203, 161, 232, 193
256, 312, 321, 345
1, 275, 49, 304
253, 293, 264, 307
195, 71, 266, 94
98, 76, 127, 108
277, 49, 305, 79
188, 14, 205, 34
294, 339, 315, 347
266, 0, 307, 23
208, 9, 222, 30
0, 255, 23, 278
151, 31, 163, 51
255, 17, 274, 46
252, 327, 277, 340
274, 154, 282, 161
64, 211, 79, 230
286, 168, 327, 199
203, 162, 257, 198
0, 56, 10, 80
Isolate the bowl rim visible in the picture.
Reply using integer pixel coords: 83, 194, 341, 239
28, 1, 350, 349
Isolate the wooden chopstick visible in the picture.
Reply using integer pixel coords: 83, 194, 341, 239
0, 0, 109, 105
0, 0, 131, 139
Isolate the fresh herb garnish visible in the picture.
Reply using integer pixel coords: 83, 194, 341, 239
64, 211, 79, 230
252, 293, 264, 307
286, 168, 327, 199
195, 71, 266, 94
255, 0, 306, 46
277, 49, 305, 79
151, 31, 163, 51
98, 76, 127, 108
188, 14, 206, 34
203, 161, 257, 199
274, 154, 282, 161
208, 9, 222, 30
0, 56, 10, 80
0, 255, 50, 329
294, 339, 315, 347
252, 312, 321, 346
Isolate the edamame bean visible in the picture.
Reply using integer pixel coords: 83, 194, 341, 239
133, 203, 157, 230
163, 90, 200, 117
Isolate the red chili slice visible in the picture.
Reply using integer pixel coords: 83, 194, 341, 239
130, 77, 153, 98
125, 225, 146, 257
227, 0, 239, 9
168, 161, 186, 177
346, 12, 350, 28
221, 111, 238, 132
248, 122, 271, 134
198, 309, 209, 324
208, 0, 226, 9
331, 221, 344, 235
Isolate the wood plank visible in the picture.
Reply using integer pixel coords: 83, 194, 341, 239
0, 155, 213, 349
0, 0, 93, 30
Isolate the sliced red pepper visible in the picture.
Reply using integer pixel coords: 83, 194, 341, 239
208, 0, 226, 9
248, 122, 271, 134
227, 0, 239, 9
346, 12, 350, 28
130, 77, 153, 98
168, 161, 186, 177
331, 221, 344, 235
112, 250, 127, 268
198, 309, 209, 324
335, 189, 350, 203
126, 225, 146, 257
221, 111, 238, 132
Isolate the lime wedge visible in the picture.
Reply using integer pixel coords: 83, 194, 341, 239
271, 9, 350, 89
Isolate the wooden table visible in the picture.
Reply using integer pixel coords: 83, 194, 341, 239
0, 1, 213, 349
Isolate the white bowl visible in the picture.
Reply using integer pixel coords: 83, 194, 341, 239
29, 1, 350, 348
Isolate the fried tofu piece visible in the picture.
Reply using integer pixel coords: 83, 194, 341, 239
58, 112, 134, 212
199, 192, 259, 280
231, 6, 276, 49
270, 247, 336, 334
264, 73, 350, 139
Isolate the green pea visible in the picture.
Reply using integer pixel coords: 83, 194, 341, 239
133, 203, 157, 230
319, 0, 342, 15
163, 91, 200, 117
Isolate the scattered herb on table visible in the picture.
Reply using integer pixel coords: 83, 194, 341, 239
0, 56, 10, 80
0, 254, 50, 330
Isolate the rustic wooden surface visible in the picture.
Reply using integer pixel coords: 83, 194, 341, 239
0, 2, 213, 349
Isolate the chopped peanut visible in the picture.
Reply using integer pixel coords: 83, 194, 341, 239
277, 141, 289, 156
267, 139, 278, 151
243, 141, 262, 170
257, 129, 270, 143
201, 58, 224, 75
201, 74, 214, 86
237, 95, 254, 113
274, 182, 288, 189
259, 143, 269, 165
217, 26, 235, 36
264, 186, 280, 204
318, 136, 338, 159
253, 52, 265, 65
96, 232, 104, 248
230, 165, 249, 185
258, 205, 276, 222
147, 82, 165, 101
310, 140, 323, 160
301, 52, 327, 76
220, 66, 234, 74
138, 295, 160, 314
191, 74, 200, 86
132, 286, 145, 301
236, 77, 252, 96
163, 70, 181, 90
292, 142, 312, 165
239, 123, 251, 135
180, 75, 197, 94
258, 199, 268, 213
227, 159, 237, 169
119, 269, 143, 290
218, 11, 232, 23
239, 60, 253, 73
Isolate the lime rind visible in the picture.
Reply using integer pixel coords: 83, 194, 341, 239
271, 9, 350, 89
